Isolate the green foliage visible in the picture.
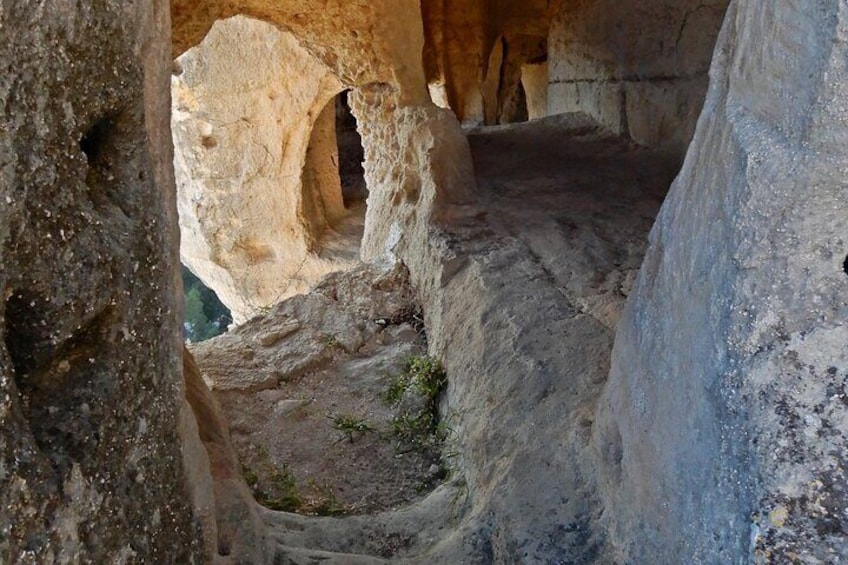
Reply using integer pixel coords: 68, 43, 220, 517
181, 265, 232, 343
385, 355, 448, 454
322, 334, 340, 348
383, 355, 447, 406
242, 467, 259, 488
331, 415, 373, 443
254, 466, 301, 512
304, 479, 348, 516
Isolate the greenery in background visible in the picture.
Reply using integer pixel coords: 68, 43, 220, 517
182, 265, 232, 343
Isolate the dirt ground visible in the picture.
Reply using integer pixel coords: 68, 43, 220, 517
191, 265, 449, 516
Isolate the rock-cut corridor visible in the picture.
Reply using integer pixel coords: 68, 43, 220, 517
1, 1, 847, 564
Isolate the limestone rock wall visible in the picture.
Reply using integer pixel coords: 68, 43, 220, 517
350, 86, 475, 276
172, 0, 430, 106
548, 0, 728, 154
0, 1, 204, 561
421, 0, 551, 124
522, 62, 549, 120
594, 0, 848, 560
172, 16, 354, 323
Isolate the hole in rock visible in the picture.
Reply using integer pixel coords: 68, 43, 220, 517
843, 255, 848, 276
80, 114, 115, 166
335, 90, 367, 208
4, 289, 49, 378
182, 265, 232, 343
80, 109, 138, 217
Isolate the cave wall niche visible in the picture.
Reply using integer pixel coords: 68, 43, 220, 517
548, 0, 730, 154
172, 16, 360, 324
421, 0, 551, 125
171, 1, 476, 324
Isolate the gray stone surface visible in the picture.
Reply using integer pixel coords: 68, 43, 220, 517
595, 0, 848, 561
0, 1, 203, 561
548, 0, 729, 154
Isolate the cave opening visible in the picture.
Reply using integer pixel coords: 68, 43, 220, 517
335, 90, 367, 208
171, 16, 369, 327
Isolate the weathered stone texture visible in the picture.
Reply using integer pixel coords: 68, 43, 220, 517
548, 0, 729, 153
173, 16, 353, 323
422, 0, 551, 124
0, 1, 202, 562
171, 0, 430, 106
595, 0, 848, 561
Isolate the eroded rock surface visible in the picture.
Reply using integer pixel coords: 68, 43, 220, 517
191, 265, 447, 518
0, 2, 203, 562
173, 16, 362, 323
595, 1, 848, 561
188, 115, 679, 563
421, 0, 551, 125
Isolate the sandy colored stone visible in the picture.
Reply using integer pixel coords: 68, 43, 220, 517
171, 0, 430, 106
182, 348, 271, 563
521, 61, 549, 120
173, 16, 364, 323
421, 0, 551, 124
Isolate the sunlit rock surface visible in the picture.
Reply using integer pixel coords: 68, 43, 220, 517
172, 16, 356, 323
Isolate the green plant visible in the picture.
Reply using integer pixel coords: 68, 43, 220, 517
383, 355, 447, 408
304, 479, 348, 516
383, 372, 408, 405
386, 355, 448, 454
242, 467, 259, 488
332, 414, 373, 443
181, 265, 232, 342
254, 466, 301, 512
322, 334, 340, 348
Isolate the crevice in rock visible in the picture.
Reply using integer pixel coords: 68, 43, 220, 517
4, 289, 49, 379
80, 109, 136, 219
5, 286, 117, 477
336, 90, 367, 208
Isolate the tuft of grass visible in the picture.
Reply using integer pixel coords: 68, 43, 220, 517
303, 479, 349, 516
322, 334, 340, 348
243, 467, 259, 488
383, 373, 408, 405
383, 355, 447, 408
331, 414, 373, 443
254, 466, 301, 512
385, 356, 448, 454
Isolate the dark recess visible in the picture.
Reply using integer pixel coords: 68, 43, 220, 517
4, 290, 46, 378
335, 91, 368, 207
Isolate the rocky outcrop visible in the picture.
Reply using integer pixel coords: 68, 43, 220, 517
548, 0, 729, 154
172, 16, 356, 323
0, 1, 203, 561
594, 0, 848, 561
